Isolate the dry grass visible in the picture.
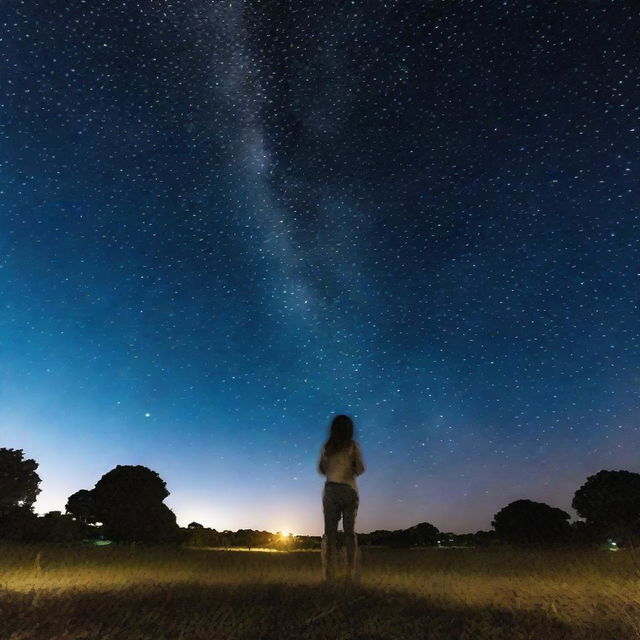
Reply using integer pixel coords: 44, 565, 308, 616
0, 543, 639, 639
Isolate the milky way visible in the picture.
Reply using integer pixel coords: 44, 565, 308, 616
1, 0, 638, 534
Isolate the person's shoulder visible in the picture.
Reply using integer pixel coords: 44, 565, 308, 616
352, 440, 364, 457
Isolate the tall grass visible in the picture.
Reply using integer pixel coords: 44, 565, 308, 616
0, 543, 638, 639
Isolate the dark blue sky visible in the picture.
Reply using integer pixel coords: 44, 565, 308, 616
1, 0, 638, 534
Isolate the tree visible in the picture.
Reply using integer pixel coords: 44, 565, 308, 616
37, 511, 85, 542
569, 519, 599, 546
188, 522, 204, 529
98, 501, 180, 543
0, 448, 41, 518
67, 465, 181, 543
471, 530, 498, 546
572, 470, 640, 541
184, 526, 220, 548
93, 465, 169, 510
406, 522, 440, 546
0, 506, 39, 542
492, 499, 571, 545
66, 489, 98, 525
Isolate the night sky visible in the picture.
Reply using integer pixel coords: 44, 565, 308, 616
1, 0, 639, 535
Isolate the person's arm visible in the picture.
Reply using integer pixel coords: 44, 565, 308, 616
352, 441, 365, 476
318, 447, 328, 475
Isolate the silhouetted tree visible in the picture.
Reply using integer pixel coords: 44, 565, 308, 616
94, 465, 169, 507
492, 499, 571, 545
37, 511, 85, 542
471, 530, 498, 546
69, 465, 180, 543
100, 501, 180, 543
362, 524, 439, 548
390, 530, 414, 547
406, 522, 440, 546
184, 526, 221, 547
572, 470, 640, 542
569, 519, 599, 546
453, 530, 497, 547
66, 489, 98, 525
0, 506, 39, 541
0, 448, 41, 518
188, 521, 204, 529
359, 529, 406, 547
184, 526, 220, 547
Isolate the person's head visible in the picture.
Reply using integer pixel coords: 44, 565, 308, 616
324, 414, 354, 455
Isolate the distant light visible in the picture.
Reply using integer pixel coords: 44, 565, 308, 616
144, 412, 151, 418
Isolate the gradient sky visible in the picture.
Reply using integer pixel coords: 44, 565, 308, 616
1, 0, 638, 535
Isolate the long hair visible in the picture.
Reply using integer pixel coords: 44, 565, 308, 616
323, 414, 354, 456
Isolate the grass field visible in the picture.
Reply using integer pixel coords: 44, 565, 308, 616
0, 543, 639, 639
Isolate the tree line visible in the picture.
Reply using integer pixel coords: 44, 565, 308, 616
0, 447, 638, 547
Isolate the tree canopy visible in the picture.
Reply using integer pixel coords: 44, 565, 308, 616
0, 448, 41, 517
66, 489, 98, 525
572, 470, 640, 538
492, 499, 571, 545
360, 521, 440, 547
406, 522, 440, 546
66, 465, 180, 543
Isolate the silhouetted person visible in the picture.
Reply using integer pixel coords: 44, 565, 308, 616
318, 414, 365, 580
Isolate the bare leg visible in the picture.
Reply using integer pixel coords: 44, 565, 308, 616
343, 489, 359, 577
322, 486, 341, 580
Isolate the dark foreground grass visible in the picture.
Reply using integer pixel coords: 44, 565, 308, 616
0, 544, 638, 639
1, 581, 580, 640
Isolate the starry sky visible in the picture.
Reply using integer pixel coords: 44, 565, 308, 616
1, 0, 639, 535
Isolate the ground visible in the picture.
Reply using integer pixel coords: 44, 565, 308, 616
0, 543, 639, 639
